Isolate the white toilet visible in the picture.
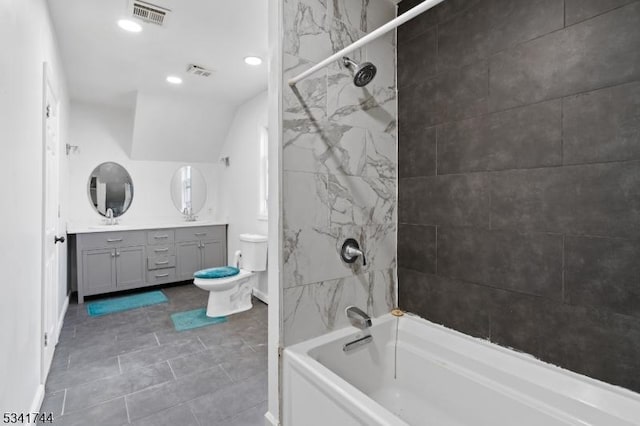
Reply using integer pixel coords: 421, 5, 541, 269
193, 233, 267, 317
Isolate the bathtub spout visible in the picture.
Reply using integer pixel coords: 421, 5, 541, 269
346, 306, 372, 329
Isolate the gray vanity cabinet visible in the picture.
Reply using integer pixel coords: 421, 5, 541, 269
176, 242, 201, 280
115, 246, 146, 289
73, 225, 226, 303
82, 248, 116, 295
175, 227, 226, 280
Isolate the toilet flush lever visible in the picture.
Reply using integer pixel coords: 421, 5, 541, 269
341, 238, 366, 266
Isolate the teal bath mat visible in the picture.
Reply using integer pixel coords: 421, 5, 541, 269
86, 290, 168, 317
171, 308, 227, 332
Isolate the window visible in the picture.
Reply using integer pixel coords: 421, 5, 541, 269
258, 126, 268, 220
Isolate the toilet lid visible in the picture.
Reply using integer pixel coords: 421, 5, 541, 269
194, 266, 240, 279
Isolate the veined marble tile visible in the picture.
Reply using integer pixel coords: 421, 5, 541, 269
357, 268, 397, 316
329, 0, 396, 34
328, 174, 396, 226
362, 223, 397, 274
329, 18, 365, 60
283, 223, 396, 288
283, 171, 329, 230
283, 54, 327, 123
283, 121, 367, 176
284, 0, 332, 63
283, 226, 349, 287
283, 269, 395, 346
327, 45, 396, 134
366, 128, 397, 179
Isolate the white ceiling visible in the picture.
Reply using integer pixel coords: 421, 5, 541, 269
47, 0, 268, 108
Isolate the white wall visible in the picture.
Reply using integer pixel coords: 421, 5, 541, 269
131, 91, 236, 163
0, 0, 69, 412
217, 91, 269, 299
68, 101, 223, 227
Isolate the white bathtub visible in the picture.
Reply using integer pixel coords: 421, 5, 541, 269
283, 313, 640, 426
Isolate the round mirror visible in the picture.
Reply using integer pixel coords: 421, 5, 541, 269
170, 166, 207, 218
87, 162, 134, 218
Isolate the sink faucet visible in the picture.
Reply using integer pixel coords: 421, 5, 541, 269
182, 207, 197, 222
343, 306, 373, 352
104, 208, 118, 225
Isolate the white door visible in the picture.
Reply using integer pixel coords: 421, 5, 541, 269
42, 64, 61, 381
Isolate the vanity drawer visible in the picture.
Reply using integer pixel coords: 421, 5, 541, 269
147, 268, 176, 285
148, 245, 175, 256
147, 255, 176, 270
78, 231, 146, 249
175, 226, 225, 242
147, 230, 175, 245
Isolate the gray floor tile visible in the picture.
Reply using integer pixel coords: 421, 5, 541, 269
119, 339, 204, 372
41, 284, 267, 425
220, 352, 267, 382
46, 356, 120, 393
52, 397, 128, 426
68, 333, 159, 369
216, 402, 268, 426
39, 389, 65, 417
129, 403, 199, 426
64, 362, 173, 413
169, 341, 254, 378
126, 366, 231, 421
189, 372, 267, 424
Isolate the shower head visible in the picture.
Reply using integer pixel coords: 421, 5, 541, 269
342, 57, 377, 87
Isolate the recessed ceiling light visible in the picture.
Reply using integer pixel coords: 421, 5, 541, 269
244, 56, 263, 66
117, 19, 142, 33
166, 75, 183, 85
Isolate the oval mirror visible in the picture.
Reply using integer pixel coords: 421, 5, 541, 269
87, 162, 134, 218
170, 166, 207, 219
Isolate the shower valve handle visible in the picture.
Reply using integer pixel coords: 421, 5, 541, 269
341, 238, 367, 266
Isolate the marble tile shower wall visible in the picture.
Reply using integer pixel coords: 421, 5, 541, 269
281, 0, 397, 346
397, 0, 640, 392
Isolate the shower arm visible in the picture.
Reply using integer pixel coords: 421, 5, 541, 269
287, 0, 445, 87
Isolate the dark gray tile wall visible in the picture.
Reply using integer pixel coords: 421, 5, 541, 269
397, 0, 640, 393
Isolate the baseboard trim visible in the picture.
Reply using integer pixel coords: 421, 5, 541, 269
29, 384, 45, 412
253, 288, 269, 304
54, 295, 70, 345
264, 411, 279, 426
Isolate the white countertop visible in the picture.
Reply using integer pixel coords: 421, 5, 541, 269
67, 220, 228, 234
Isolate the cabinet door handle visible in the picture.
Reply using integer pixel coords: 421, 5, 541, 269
107, 238, 123, 242
194, 232, 206, 236
155, 260, 169, 265
111, 251, 116, 258
154, 235, 169, 239
154, 248, 169, 253
116, 252, 120, 256
155, 273, 170, 278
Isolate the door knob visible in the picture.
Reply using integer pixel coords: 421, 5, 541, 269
54, 235, 66, 244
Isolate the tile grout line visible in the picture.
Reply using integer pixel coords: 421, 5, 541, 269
196, 336, 207, 350
154, 332, 161, 346
167, 360, 177, 380
124, 396, 131, 424
189, 405, 202, 426
218, 363, 234, 382
60, 389, 67, 417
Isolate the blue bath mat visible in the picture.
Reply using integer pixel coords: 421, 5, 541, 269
171, 308, 228, 332
86, 290, 168, 317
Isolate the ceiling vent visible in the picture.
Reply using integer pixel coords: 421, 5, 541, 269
130, 1, 170, 26
186, 64, 215, 78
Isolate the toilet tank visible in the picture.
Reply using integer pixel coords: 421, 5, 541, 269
239, 234, 268, 271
